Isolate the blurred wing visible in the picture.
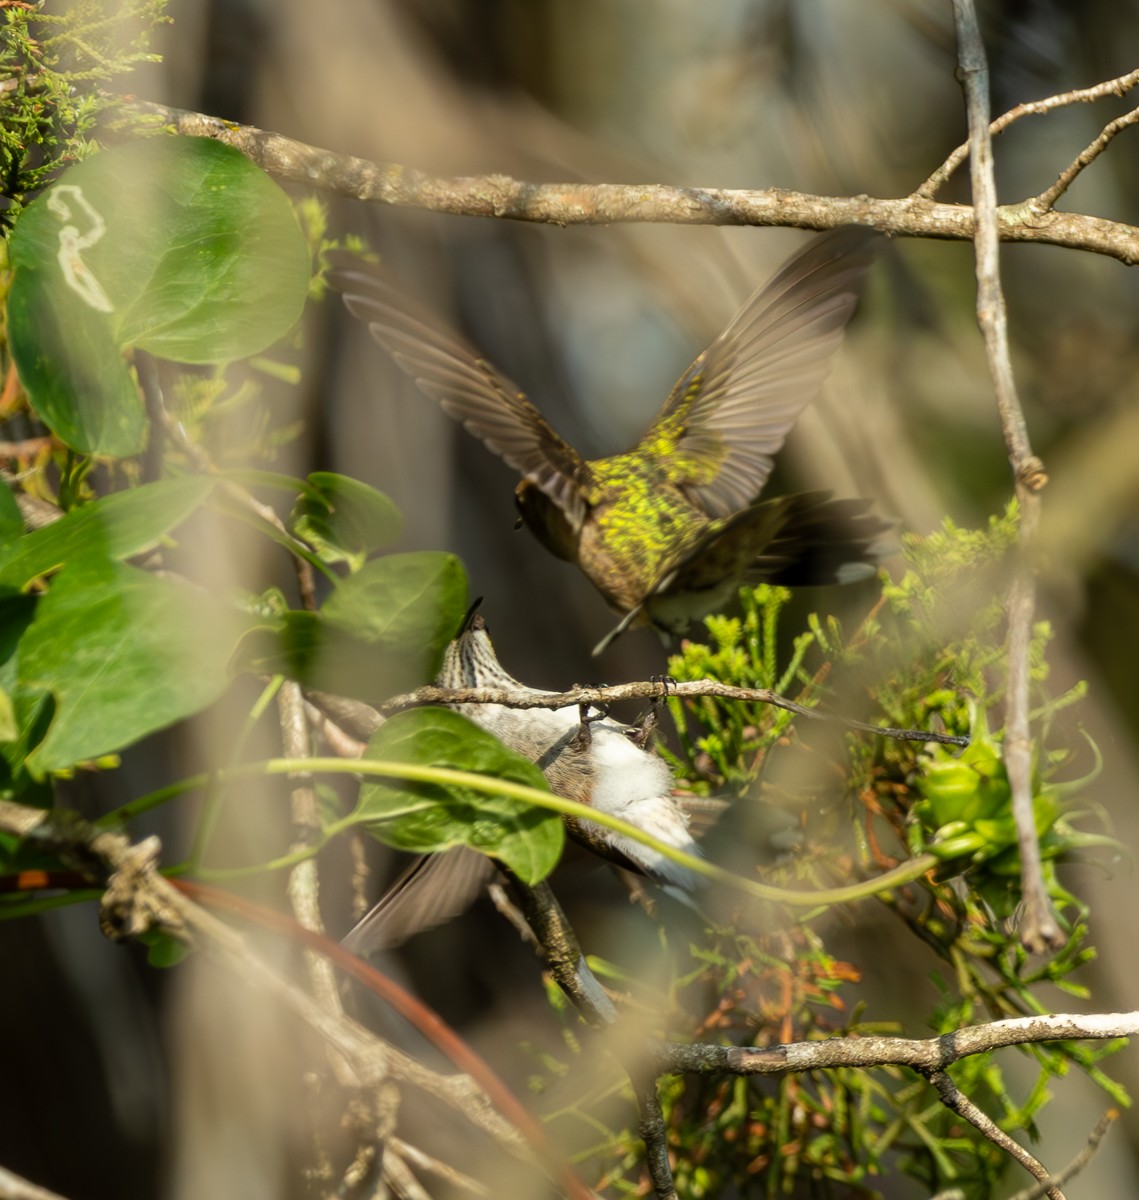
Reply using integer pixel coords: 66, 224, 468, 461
654, 491, 891, 594
646, 228, 878, 518
330, 260, 588, 530
341, 847, 498, 956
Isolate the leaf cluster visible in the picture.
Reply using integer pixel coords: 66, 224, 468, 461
0, 135, 560, 912
539, 520, 1127, 1198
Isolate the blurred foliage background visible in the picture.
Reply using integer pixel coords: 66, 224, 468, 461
6, 0, 1139, 1197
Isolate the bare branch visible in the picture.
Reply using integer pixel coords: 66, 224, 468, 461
381, 679, 969, 746
505, 880, 679, 1197
302, 698, 369, 758
952, 0, 1061, 952
927, 1070, 1064, 1200
917, 66, 1139, 198
123, 100, 1139, 264
1035, 104, 1139, 211
656, 1010, 1139, 1076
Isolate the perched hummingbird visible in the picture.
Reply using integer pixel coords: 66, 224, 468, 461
331, 228, 888, 653
342, 610, 700, 955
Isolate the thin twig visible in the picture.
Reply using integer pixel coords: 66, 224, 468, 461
926, 1070, 1064, 1200
488, 880, 541, 950
120, 100, 1139, 264
388, 1138, 492, 1197
382, 680, 969, 746
381, 1150, 432, 1200
1034, 104, 1139, 211
1005, 1109, 1118, 1200
303, 698, 368, 758
952, 0, 1061, 953
916, 66, 1139, 198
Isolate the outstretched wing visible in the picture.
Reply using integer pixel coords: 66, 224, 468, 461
643, 228, 878, 519
330, 259, 588, 531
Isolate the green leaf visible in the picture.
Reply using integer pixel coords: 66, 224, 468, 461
6, 275, 145, 454
138, 927, 191, 968
0, 476, 214, 589
8, 138, 311, 454
288, 472, 403, 570
0, 687, 16, 743
0, 481, 26, 544
233, 609, 440, 701
18, 558, 246, 775
322, 551, 467, 669
354, 707, 563, 884
0, 592, 52, 805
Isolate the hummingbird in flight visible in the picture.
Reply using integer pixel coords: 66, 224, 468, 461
342, 608, 700, 956
331, 228, 888, 654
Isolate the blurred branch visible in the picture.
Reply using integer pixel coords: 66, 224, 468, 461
125, 100, 1139, 264
0, 1166, 70, 1200
388, 1137, 492, 1198
0, 799, 579, 1189
917, 65, 1139, 198
278, 680, 344, 1021
951, 0, 1060, 954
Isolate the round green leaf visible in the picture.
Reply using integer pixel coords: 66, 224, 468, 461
8, 137, 311, 453
354, 708, 563, 885
233, 610, 447, 701
19, 558, 246, 775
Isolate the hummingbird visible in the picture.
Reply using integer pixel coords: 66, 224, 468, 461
331, 228, 889, 654
342, 609, 701, 955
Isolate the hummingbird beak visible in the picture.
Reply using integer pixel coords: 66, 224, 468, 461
459, 596, 486, 635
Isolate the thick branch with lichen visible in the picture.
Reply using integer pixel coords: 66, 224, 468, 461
118, 100, 1139, 264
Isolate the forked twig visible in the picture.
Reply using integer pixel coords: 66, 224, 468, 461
951, 0, 1060, 953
